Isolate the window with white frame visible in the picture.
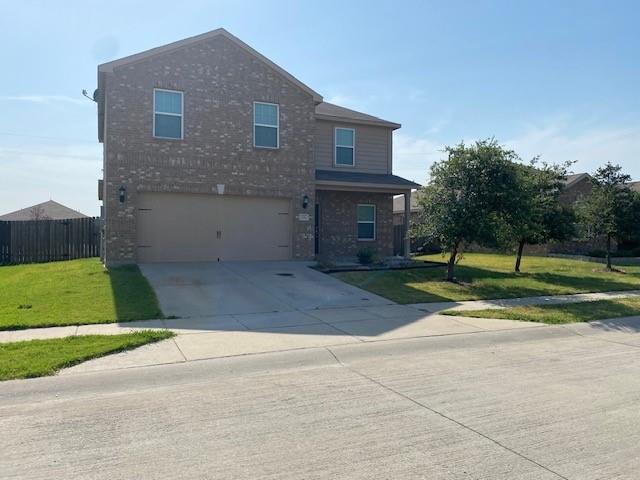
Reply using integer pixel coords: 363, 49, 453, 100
335, 128, 355, 166
357, 204, 376, 240
153, 89, 183, 139
254, 102, 279, 148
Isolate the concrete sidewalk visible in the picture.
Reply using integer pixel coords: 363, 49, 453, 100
3, 289, 639, 343
2, 289, 640, 375
413, 289, 640, 312
56, 308, 548, 374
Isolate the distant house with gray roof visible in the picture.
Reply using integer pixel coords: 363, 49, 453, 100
0, 200, 88, 221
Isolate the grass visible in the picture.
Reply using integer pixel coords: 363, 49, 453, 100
332, 253, 640, 304
0, 330, 174, 380
0, 259, 163, 330
442, 297, 640, 325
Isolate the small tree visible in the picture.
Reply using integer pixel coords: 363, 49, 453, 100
500, 160, 576, 272
577, 163, 636, 270
412, 139, 520, 281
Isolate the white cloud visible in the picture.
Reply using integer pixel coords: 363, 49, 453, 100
393, 133, 445, 185
505, 121, 640, 177
0, 95, 88, 106
392, 117, 640, 188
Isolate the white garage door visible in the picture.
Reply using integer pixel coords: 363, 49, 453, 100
136, 193, 291, 262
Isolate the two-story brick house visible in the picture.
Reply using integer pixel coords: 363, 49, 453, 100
97, 28, 418, 265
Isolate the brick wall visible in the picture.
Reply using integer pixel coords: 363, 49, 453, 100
316, 190, 393, 261
102, 35, 316, 264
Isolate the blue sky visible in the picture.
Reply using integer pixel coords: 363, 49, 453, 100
1, 0, 638, 215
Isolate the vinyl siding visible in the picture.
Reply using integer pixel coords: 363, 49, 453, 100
314, 120, 391, 174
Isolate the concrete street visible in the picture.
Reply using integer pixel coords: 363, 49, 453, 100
2, 319, 640, 479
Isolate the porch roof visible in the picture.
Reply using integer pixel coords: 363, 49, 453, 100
315, 169, 420, 193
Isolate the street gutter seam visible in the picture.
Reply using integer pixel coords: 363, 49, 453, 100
324, 346, 570, 480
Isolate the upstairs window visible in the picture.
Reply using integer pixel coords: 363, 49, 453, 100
357, 204, 376, 241
254, 102, 279, 148
335, 128, 355, 166
154, 89, 183, 139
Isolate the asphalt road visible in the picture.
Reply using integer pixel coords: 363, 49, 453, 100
2, 325, 640, 479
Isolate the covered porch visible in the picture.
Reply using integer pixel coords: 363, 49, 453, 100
314, 170, 420, 261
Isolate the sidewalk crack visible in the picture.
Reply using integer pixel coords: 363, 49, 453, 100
172, 337, 188, 362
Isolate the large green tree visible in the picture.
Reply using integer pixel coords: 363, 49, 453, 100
500, 160, 576, 272
577, 163, 636, 270
412, 139, 520, 281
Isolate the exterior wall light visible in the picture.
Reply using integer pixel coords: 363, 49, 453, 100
302, 194, 309, 209
118, 186, 126, 203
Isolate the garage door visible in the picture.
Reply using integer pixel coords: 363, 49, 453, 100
136, 193, 291, 262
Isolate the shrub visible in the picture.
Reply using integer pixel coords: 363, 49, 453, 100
357, 248, 376, 265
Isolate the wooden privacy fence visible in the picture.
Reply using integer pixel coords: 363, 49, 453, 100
0, 217, 101, 265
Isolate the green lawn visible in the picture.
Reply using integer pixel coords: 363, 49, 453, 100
0, 259, 163, 330
333, 253, 640, 304
442, 297, 640, 325
0, 331, 174, 381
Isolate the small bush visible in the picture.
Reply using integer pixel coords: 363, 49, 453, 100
357, 248, 376, 265
587, 249, 606, 258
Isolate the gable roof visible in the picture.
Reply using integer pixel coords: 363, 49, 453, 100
98, 28, 323, 104
315, 102, 401, 129
564, 172, 590, 188
0, 200, 89, 221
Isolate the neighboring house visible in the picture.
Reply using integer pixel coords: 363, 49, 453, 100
97, 28, 419, 265
560, 173, 640, 202
560, 172, 592, 205
0, 200, 88, 221
393, 190, 421, 226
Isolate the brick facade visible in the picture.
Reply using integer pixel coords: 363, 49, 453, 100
316, 190, 393, 261
102, 35, 316, 264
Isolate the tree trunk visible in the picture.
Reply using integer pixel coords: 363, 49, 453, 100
606, 234, 612, 270
515, 239, 525, 273
446, 240, 460, 282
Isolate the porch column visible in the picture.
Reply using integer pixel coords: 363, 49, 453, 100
403, 191, 411, 259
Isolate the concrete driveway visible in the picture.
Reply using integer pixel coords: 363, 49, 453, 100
140, 261, 391, 317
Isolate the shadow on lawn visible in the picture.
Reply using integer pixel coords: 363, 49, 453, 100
108, 265, 164, 321
383, 264, 640, 304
